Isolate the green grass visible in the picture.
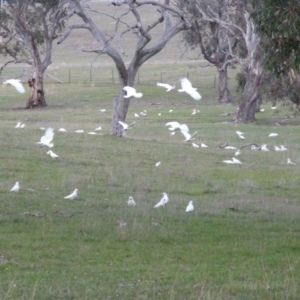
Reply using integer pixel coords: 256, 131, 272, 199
1, 2, 300, 298
0, 79, 300, 299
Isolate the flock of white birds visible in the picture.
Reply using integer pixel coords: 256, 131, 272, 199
6, 77, 200, 214
5, 76, 297, 217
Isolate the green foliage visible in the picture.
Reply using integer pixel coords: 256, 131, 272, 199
236, 67, 300, 106
251, 0, 300, 75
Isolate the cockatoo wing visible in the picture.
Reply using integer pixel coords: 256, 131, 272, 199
187, 89, 202, 100
165, 121, 181, 130
4, 79, 25, 93
156, 83, 174, 91
118, 121, 128, 129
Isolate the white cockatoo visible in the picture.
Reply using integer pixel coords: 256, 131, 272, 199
185, 201, 194, 212
64, 189, 78, 200
123, 86, 143, 98
128, 196, 137, 206
3, 79, 25, 93
154, 193, 169, 208
178, 78, 201, 100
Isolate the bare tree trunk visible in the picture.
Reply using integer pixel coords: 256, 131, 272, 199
111, 93, 131, 137
218, 68, 231, 103
255, 94, 262, 112
235, 58, 263, 123
26, 69, 47, 109
110, 72, 135, 137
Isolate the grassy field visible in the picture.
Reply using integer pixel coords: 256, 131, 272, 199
0, 78, 300, 299
1, 2, 300, 299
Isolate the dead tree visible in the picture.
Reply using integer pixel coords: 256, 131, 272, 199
59, 0, 191, 136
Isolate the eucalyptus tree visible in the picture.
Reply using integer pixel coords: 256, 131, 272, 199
0, 0, 69, 108
251, 0, 300, 106
60, 0, 191, 137
178, 0, 241, 104
251, 0, 300, 76
177, 0, 263, 123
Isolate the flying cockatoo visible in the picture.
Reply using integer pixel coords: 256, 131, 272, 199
156, 82, 176, 91
178, 78, 201, 100
165, 121, 181, 131
37, 127, 54, 148
123, 86, 143, 98
118, 120, 135, 130
180, 126, 198, 142
3, 79, 25, 93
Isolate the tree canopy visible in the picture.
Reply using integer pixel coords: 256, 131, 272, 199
251, 0, 300, 75
0, 0, 69, 108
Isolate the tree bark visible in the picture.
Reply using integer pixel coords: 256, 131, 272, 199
255, 94, 262, 112
111, 93, 131, 137
235, 58, 263, 123
110, 72, 135, 137
218, 68, 231, 103
26, 69, 47, 109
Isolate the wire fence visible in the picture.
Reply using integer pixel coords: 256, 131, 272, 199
0, 66, 219, 89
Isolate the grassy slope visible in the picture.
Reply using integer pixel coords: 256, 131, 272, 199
0, 81, 300, 299
1, 2, 300, 300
